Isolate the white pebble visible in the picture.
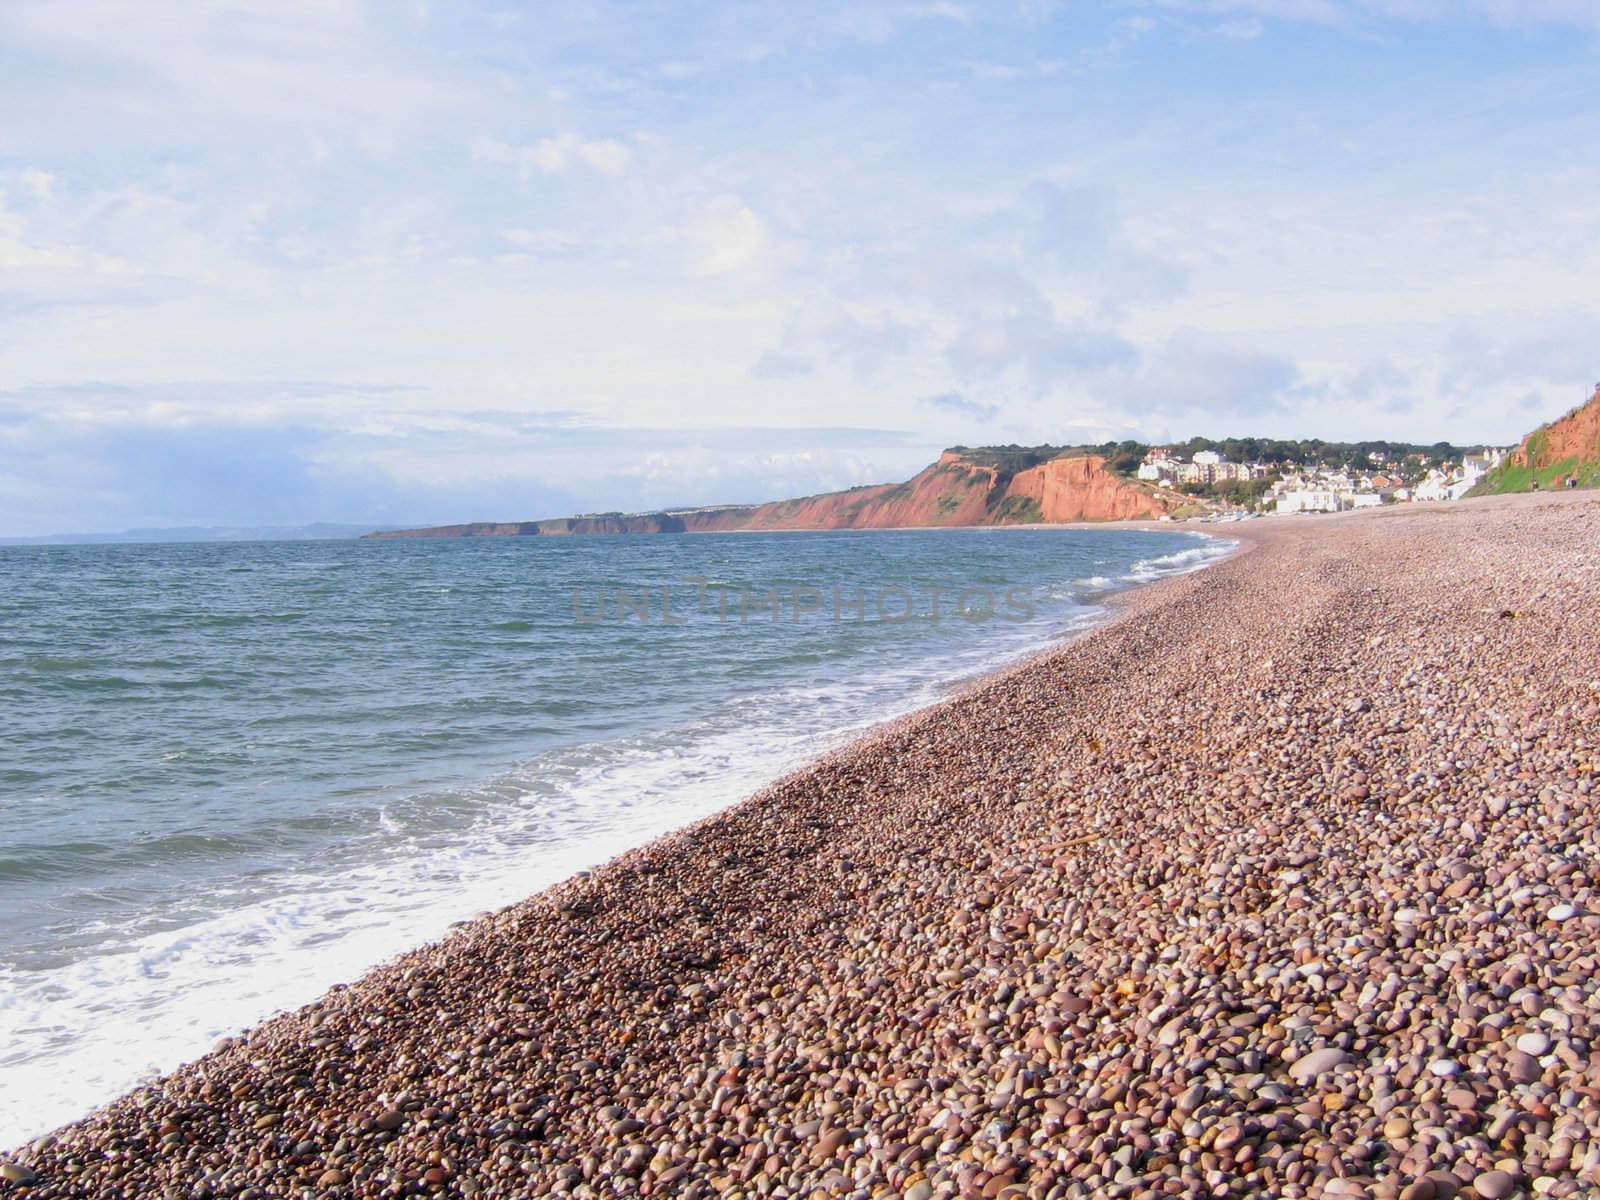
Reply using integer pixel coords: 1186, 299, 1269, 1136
1516, 1032, 1552, 1057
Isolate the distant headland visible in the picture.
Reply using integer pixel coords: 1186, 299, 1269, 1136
367, 386, 1600, 540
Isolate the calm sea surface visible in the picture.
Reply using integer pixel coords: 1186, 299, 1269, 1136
0, 527, 1227, 1143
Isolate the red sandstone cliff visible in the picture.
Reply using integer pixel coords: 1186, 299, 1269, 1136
366, 450, 1181, 539
1508, 384, 1600, 471
1002, 455, 1177, 522
690, 454, 1003, 532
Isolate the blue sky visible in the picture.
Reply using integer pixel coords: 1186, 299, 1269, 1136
1, 0, 1597, 534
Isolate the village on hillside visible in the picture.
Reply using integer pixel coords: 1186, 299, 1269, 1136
1129, 443, 1513, 514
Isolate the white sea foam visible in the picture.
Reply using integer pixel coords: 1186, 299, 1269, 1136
0, 530, 1233, 1146
1122, 537, 1235, 582
0, 626, 1047, 1142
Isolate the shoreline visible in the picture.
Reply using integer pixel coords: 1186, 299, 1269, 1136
0, 524, 1224, 1151
8, 491, 1599, 1199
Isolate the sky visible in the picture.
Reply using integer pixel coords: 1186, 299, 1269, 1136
1, 0, 1598, 535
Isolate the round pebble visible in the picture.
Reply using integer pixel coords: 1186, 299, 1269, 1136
5, 498, 1599, 1200
1288, 1046, 1353, 1083
1516, 1031, 1552, 1056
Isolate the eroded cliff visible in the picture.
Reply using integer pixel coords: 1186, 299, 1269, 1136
366, 449, 1180, 538
1477, 385, 1600, 493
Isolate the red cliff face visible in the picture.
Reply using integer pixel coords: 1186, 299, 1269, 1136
1510, 385, 1600, 470
675, 454, 1173, 531
365, 452, 1177, 538
1005, 455, 1176, 522
699, 460, 1000, 531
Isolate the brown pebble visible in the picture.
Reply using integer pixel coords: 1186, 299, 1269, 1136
8, 497, 1600, 1200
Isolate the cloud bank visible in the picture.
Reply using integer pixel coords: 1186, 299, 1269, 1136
0, 0, 1595, 533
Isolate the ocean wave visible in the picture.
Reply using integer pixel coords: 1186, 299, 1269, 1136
1121, 537, 1234, 583
0, 526, 1222, 1145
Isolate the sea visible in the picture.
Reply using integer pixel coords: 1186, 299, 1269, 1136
0, 526, 1229, 1145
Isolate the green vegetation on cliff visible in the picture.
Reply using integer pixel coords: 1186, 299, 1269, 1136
989, 495, 1044, 524
1472, 455, 1600, 496
944, 445, 1070, 473
1471, 387, 1600, 495
947, 437, 1481, 481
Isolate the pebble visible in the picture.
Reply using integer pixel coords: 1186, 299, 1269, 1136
1288, 1046, 1353, 1083
1517, 1031, 1552, 1057
1446, 1087, 1478, 1111
1507, 1050, 1542, 1083
8, 496, 1600, 1200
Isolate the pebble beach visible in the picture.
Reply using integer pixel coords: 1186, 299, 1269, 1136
6, 490, 1600, 1200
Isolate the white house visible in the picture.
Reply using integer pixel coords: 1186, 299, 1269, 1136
1413, 470, 1454, 502
1462, 448, 1506, 477
1277, 489, 1341, 514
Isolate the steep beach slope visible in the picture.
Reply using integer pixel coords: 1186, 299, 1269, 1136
8, 492, 1600, 1200
367, 449, 1183, 538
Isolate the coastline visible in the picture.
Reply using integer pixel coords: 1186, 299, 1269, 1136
0, 525, 1226, 1151
8, 491, 1599, 1199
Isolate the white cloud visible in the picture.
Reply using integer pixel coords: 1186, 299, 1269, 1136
754, 304, 920, 380
13, 169, 57, 201
816, 0, 978, 43
0, 206, 82, 272
502, 228, 585, 255
958, 58, 1070, 80
473, 134, 633, 179
1213, 17, 1266, 37
0, 0, 472, 154
1122, 0, 1600, 32
911, 2, 976, 21
0, 0, 1596, 532
684, 196, 771, 276
0, 184, 130, 284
